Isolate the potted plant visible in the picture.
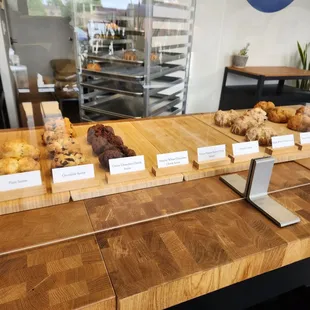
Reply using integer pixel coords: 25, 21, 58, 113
296, 41, 310, 90
232, 43, 250, 68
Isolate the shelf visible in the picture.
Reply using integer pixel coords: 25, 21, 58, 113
153, 1, 192, 10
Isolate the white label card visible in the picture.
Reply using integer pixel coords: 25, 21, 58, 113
300, 132, 310, 145
52, 164, 95, 184
233, 141, 259, 157
0, 170, 42, 191
272, 135, 295, 149
109, 155, 145, 175
197, 145, 226, 162
157, 151, 189, 169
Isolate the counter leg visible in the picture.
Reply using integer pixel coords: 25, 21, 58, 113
255, 76, 265, 102
219, 67, 229, 109
276, 80, 285, 94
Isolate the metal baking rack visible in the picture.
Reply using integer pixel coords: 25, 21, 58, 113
74, 0, 196, 121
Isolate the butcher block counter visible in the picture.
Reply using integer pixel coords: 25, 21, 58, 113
1, 111, 310, 309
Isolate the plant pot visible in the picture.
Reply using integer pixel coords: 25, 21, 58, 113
232, 55, 249, 68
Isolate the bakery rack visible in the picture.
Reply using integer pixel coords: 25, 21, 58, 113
73, 0, 196, 121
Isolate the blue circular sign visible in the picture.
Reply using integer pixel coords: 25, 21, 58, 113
247, 0, 294, 13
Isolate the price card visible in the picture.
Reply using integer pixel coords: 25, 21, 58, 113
197, 145, 226, 162
300, 132, 310, 145
52, 164, 95, 184
232, 141, 259, 157
109, 155, 145, 175
0, 170, 42, 191
272, 135, 295, 149
157, 151, 189, 168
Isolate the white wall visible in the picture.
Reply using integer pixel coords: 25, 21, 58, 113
186, 0, 310, 113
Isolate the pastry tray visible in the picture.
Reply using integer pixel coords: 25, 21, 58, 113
88, 50, 186, 66
80, 76, 184, 97
82, 63, 184, 81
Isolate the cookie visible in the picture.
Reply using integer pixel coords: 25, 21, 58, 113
254, 101, 275, 113
0, 140, 40, 160
267, 108, 295, 123
214, 110, 239, 127
231, 116, 258, 136
243, 108, 267, 124
245, 124, 277, 146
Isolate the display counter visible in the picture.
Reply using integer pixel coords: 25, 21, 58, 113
1, 106, 310, 309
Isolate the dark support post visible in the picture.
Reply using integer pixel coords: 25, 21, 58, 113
255, 76, 265, 102
276, 79, 285, 94
219, 67, 229, 109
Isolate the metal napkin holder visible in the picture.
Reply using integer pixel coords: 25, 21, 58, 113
220, 157, 300, 227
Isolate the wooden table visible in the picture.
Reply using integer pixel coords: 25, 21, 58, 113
1, 114, 310, 309
219, 66, 310, 110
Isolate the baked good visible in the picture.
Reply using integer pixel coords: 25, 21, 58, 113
0, 140, 40, 160
52, 152, 87, 168
44, 117, 76, 137
123, 50, 137, 61
98, 149, 125, 171
119, 145, 136, 157
214, 110, 239, 127
91, 136, 110, 155
245, 124, 277, 146
243, 108, 267, 124
0, 158, 19, 175
46, 138, 80, 155
231, 116, 258, 136
43, 131, 69, 144
287, 114, 310, 132
86, 63, 101, 71
254, 101, 275, 113
87, 124, 115, 144
267, 108, 295, 123
296, 106, 310, 117
150, 53, 159, 61
18, 157, 40, 172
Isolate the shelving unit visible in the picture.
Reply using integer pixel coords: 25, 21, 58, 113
73, 0, 196, 121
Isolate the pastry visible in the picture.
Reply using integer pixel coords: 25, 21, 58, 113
119, 145, 136, 157
86, 63, 101, 71
243, 108, 267, 124
46, 138, 80, 155
214, 110, 239, 127
287, 114, 310, 132
245, 124, 277, 146
123, 50, 137, 61
43, 131, 69, 144
231, 116, 258, 136
18, 157, 40, 172
87, 124, 115, 144
52, 152, 87, 168
254, 101, 275, 112
98, 149, 125, 171
150, 53, 159, 61
0, 140, 40, 160
44, 117, 76, 137
91, 136, 110, 155
0, 158, 19, 175
296, 106, 310, 117
267, 108, 295, 123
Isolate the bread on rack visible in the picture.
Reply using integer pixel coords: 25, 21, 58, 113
287, 113, 310, 132
0, 140, 40, 160
254, 101, 275, 113
51, 152, 87, 168
86, 63, 101, 72
214, 110, 239, 127
267, 107, 295, 123
231, 116, 258, 136
150, 53, 159, 61
0, 157, 40, 175
123, 50, 137, 61
243, 108, 267, 124
245, 124, 277, 146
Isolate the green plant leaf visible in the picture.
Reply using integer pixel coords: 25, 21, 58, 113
297, 41, 306, 67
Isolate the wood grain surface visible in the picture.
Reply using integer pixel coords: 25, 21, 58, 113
0, 237, 115, 309
228, 66, 310, 77
97, 185, 310, 310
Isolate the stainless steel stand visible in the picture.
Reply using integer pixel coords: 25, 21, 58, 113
220, 157, 300, 227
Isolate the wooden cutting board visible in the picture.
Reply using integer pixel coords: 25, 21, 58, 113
0, 129, 70, 215
70, 122, 184, 201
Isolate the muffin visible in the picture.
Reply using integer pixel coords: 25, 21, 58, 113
287, 114, 310, 132
243, 108, 267, 124
98, 149, 125, 171
254, 101, 275, 113
267, 108, 295, 123
214, 110, 239, 127
231, 116, 258, 136
245, 124, 277, 146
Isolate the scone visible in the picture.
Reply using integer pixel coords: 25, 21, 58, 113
44, 117, 76, 137
46, 138, 80, 155
0, 140, 40, 160
0, 158, 19, 175
287, 114, 310, 132
245, 124, 277, 146
267, 108, 295, 123
243, 108, 267, 124
214, 110, 239, 127
42, 131, 70, 144
296, 106, 310, 117
52, 152, 87, 168
98, 149, 125, 171
231, 116, 258, 136
18, 157, 40, 172
254, 101, 275, 113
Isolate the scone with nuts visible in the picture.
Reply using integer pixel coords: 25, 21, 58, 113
214, 110, 239, 127
231, 116, 259, 136
245, 124, 277, 146
267, 107, 295, 123
254, 101, 275, 113
243, 108, 267, 124
287, 114, 310, 132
